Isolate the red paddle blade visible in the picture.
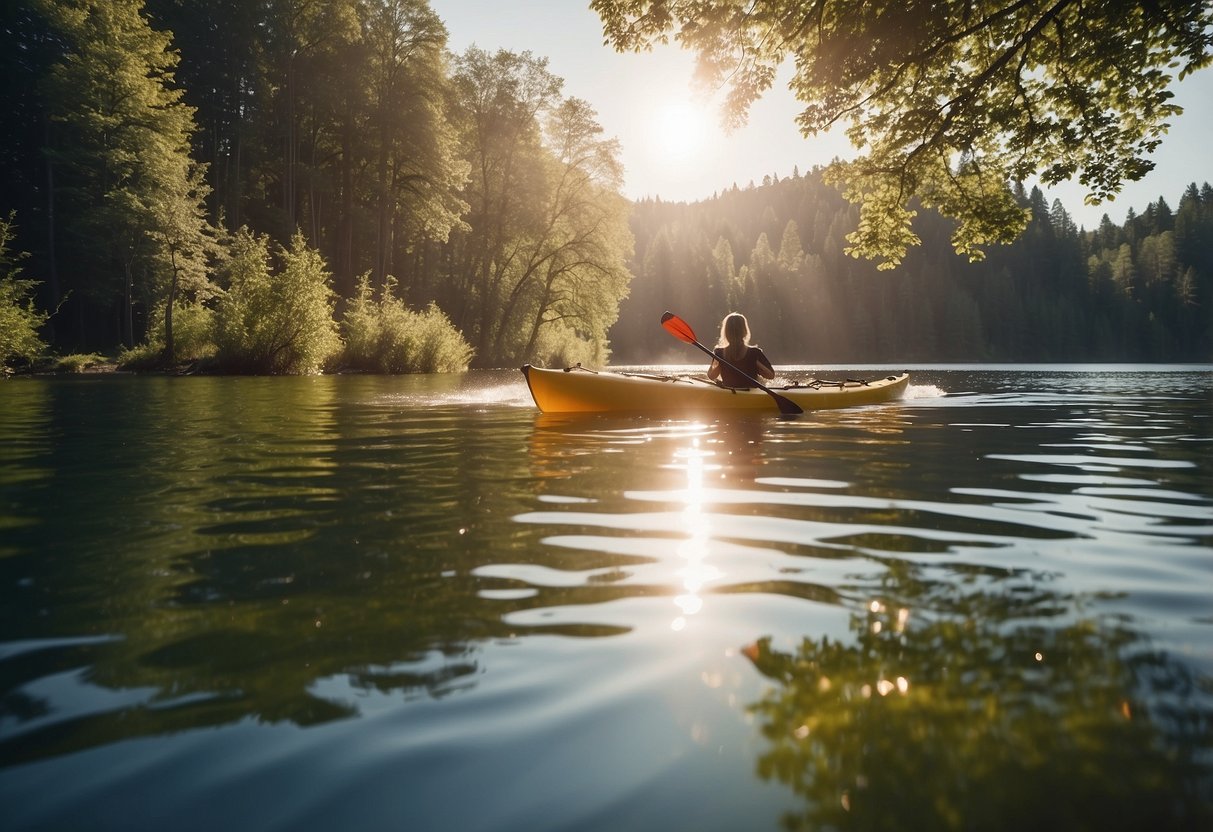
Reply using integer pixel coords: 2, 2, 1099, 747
660, 311, 697, 344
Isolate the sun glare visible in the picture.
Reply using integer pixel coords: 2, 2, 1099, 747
653, 101, 711, 163
670, 438, 721, 632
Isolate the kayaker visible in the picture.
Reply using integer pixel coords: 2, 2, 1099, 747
707, 312, 775, 389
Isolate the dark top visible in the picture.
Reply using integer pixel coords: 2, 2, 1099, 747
712, 346, 773, 388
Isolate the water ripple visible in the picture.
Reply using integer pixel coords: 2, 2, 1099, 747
2, 368, 1211, 831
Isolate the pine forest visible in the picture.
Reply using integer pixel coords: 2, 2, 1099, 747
613, 174, 1213, 365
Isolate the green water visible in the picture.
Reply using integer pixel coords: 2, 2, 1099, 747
1, 368, 1211, 830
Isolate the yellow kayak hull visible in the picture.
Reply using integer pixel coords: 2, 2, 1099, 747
520, 365, 910, 414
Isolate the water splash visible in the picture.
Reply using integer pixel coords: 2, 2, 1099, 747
905, 383, 947, 399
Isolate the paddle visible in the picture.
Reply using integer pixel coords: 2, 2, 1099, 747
660, 312, 803, 415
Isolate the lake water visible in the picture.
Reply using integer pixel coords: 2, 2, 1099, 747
1, 366, 1211, 830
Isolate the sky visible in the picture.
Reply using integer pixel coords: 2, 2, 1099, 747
431, 0, 1213, 229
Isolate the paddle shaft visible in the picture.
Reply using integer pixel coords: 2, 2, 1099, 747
661, 312, 802, 415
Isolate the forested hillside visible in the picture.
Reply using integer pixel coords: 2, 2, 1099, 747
610, 171, 1213, 364
2, 0, 630, 369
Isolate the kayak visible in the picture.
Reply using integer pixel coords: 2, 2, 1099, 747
520, 364, 910, 414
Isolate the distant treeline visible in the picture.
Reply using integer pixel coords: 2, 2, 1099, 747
610, 171, 1213, 364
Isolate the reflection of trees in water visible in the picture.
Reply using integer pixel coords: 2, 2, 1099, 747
0, 381, 625, 768
745, 563, 1213, 830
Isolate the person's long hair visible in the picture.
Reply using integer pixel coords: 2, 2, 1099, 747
716, 312, 752, 363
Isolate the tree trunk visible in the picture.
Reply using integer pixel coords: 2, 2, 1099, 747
123, 260, 134, 349
284, 54, 296, 236
375, 115, 390, 287
164, 251, 179, 364
228, 107, 243, 228
308, 120, 320, 243
44, 114, 61, 344
337, 109, 354, 297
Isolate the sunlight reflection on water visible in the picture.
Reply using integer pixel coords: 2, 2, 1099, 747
1, 367, 1210, 831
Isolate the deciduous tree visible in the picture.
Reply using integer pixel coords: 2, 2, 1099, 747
446, 49, 632, 366
0, 212, 49, 368
362, 0, 467, 288
592, 0, 1213, 268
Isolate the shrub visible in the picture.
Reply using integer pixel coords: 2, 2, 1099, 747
0, 213, 48, 370
409, 302, 475, 373
51, 353, 107, 373
529, 321, 603, 369
213, 230, 340, 374
116, 340, 163, 370
165, 300, 216, 361
341, 274, 473, 373
340, 273, 383, 370
119, 299, 216, 369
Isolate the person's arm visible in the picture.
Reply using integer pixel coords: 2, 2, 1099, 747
755, 348, 775, 379
707, 347, 723, 380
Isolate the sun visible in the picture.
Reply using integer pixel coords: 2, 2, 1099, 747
653, 100, 712, 163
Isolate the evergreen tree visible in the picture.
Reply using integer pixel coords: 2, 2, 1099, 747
609, 175, 1212, 364
778, 220, 804, 271
39, 0, 212, 351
